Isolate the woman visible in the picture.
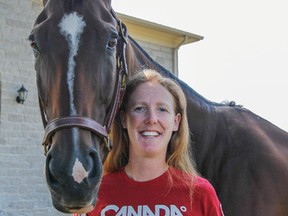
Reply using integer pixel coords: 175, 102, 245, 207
87, 69, 224, 216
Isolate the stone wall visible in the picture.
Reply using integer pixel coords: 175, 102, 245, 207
0, 0, 68, 215
0, 0, 174, 215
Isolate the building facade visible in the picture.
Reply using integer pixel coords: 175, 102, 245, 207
0, 1, 202, 215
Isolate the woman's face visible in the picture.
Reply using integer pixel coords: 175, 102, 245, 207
121, 81, 181, 159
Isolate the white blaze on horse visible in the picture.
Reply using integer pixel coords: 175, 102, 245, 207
29, 0, 288, 215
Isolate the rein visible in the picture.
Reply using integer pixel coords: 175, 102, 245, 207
40, 10, 128, 156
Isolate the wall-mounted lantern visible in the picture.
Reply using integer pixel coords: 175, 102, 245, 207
16, 85, 28, 104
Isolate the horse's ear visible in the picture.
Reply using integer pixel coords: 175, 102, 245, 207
104, 0, 112, 9
43, 0, 48, 6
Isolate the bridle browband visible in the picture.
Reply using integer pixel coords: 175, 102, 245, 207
40, 10, 128, 156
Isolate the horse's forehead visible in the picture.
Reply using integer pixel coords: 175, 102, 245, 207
37, 0, 116, 34
44, 0, 110, 16
58, 12, 86, 38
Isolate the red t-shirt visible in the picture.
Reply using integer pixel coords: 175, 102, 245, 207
85, 167, 224, 216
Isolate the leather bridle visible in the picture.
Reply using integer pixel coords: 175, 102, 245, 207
40, 10, 128, 156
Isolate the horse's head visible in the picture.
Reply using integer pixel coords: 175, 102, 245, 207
29, 0, 127, 213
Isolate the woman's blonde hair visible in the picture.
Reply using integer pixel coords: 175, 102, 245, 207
104, 69, 197, 178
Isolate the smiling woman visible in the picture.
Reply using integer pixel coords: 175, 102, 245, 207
120, 78, 181, 162
83, 69, 224, 216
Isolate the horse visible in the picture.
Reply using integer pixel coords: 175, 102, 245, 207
29, 0, 288, 215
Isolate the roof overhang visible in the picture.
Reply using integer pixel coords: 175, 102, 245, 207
117, 12, 204, 48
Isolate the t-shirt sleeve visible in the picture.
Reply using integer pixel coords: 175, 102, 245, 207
196, 178, 225, 216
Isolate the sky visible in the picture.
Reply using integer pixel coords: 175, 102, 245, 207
112, 0, 288, 132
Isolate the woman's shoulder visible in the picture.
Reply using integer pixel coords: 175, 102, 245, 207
193, 176, 224, 215
193, 176, 222, 207
194, 176, 213, 187
194, 176, 217, 195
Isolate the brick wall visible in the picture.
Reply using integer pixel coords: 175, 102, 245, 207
0, 0, 67, 215
0, 1, 175, 215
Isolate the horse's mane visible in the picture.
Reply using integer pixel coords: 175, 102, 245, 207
128, 36, 223, 107
220, 100, 243, 108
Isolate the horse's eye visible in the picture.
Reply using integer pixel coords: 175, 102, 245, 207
107, 37, 118, 49
30, 41, 38, 50
28, 34, 39, 54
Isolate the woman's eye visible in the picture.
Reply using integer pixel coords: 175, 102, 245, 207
134, 106, 145, 112
158, 107, 168, 112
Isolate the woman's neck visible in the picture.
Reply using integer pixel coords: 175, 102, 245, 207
124, 158, 169, 182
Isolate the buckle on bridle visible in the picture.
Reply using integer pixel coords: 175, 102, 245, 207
43, 143, 50, 156
103, 136, 113, 151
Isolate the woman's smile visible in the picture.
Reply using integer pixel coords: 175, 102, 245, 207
140, 130, 160, 137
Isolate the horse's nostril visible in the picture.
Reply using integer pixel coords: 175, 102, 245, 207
88, 151, 102, 180
46, 154, 59, 187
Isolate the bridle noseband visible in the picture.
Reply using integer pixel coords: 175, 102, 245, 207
40, 10, 128, 156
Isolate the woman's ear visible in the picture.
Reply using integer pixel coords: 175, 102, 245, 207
120, 111, 127, 129
173, 113, 181, 131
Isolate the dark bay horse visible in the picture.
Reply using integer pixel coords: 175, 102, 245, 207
29, 0, 288, 215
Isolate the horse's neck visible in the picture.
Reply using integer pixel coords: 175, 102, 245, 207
126, 37, 216, 141
126, 36, 161, 73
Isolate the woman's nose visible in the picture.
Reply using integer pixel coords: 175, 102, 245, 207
145, 109, 158, 124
